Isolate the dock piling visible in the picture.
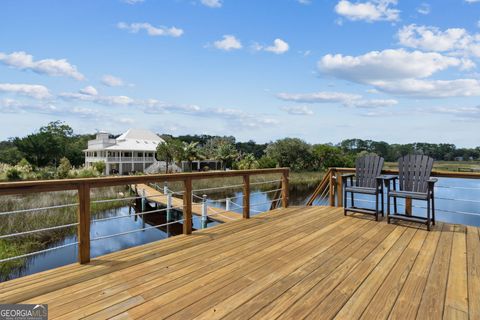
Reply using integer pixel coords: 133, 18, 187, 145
201, 194, 208, 229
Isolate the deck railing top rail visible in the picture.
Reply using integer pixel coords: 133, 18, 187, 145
0, 168, 289, 195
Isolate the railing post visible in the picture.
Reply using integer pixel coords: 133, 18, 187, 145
329, 170, 335, 206
282, 170, 289, 208
141, 189, 146, 212
163, 182, 168, 195
226, 197, 231, 212
183, 178, 192, 234
167, 191, 172, 222
201, 194, 208, 229
336, 172, 343, 207
77, 183, 90, 264
243, 175, 250, 219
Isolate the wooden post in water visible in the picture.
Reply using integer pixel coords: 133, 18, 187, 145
282, 170, 289, 208
77, 182, 91, 264
201, 194, 208, 229
183, 178, 192, 234
336, 173, 343, 207
243, 175, 250, 219
329, 170, 335, 206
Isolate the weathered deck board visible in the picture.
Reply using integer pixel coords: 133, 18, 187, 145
133, 183, 242, 224
0, 206, 478, 320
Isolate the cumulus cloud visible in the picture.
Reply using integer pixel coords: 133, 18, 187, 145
434, 105, 480, 118
318, 49, 471, 84
397, 24, 480, 57
281, 105, 314, 115
253, 39, 290, 54
201, 0, 222, 8
101, 75, 125, 87
334, 0, 400, 22
0, 83, 52, 99
213, 35, 242, 51
79, 86, 98, 96
0, 51, 85, 80
0, 98, 99, 118
117, 22, 184, 37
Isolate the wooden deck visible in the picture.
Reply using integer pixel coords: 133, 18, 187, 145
0, 206, 479, 319
133, 183, 242, 224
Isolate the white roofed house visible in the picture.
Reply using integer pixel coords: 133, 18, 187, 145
84, 129, 165, 175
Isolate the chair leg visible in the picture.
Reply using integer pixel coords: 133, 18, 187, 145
427, 197, 431, 231
381, 191, 385, 217
375, 193, 379, 221
387, 194, 391, 224
431, 197, 435, 225
351, 192, 354, 208
344, 188, 348, 216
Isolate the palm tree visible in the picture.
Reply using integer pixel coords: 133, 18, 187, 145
156, 138, 183, 173
182, 141, 202, 172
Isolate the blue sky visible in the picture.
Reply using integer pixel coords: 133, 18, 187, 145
1, 0, 480, 146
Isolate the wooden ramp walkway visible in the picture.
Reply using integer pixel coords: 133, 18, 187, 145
132, 183, 242, 224
1, 206, 479, 319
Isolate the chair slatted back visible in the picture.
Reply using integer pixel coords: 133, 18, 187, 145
398, 154, 434, 193
355, 155, 384, 188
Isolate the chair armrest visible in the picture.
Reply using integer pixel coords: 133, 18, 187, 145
378, 175, 398, 188
428, 178, 438, 193
428, 178, 438, 184
342, 173, 355, 187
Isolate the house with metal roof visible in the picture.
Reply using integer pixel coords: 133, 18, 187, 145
84, 129, 164, 175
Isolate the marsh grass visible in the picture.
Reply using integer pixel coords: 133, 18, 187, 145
0, 186, 131, 280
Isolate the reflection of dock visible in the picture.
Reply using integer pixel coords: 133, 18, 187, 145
132, 184, 242, 224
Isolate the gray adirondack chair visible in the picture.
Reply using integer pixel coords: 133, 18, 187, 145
342, 155, 385, 221
386, 154, 437, 231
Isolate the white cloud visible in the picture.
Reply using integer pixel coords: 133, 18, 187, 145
297, 0, 311, 5
213, 35, 242, 51
0, 98, 99, 118
0, 83, 52, 99
101, 75, 125, 87
434, 105, 480, 118
281, 105, 314, 115
416, 3, 430, 15
265, 39, 290, 54
373, 78, 480, 98
60, 88, 134, 106
345, 98, 398, 108
318, 49, 471, 84
397, 24, 480, 57
117, 22, 184, 37
201, 0, 222, 8
253, 38, 290, 54
334, 0, 400, 22
465, 0, 480, 3
0, 51, 84, 80
79, 86, 98, 96
277, 91, 361, 103
122, 0, 144, 4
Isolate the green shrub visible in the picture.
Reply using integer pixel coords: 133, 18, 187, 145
92, 161, 106, 175
6, 167, 22, 181
56, 157, 72, 179
257, 156, 277, 169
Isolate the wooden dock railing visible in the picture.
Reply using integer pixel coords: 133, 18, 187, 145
0, 168, 289, 265
308, 167, 480, 215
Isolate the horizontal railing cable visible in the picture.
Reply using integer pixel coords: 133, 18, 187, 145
192, 183, 244, 193
91, 206, 184, 223
0, 203, 79, 216
250, 197, 283, 208
91, 219, 184, 241
250, 179, 282, 186
0, 222, 79, 240
0, 242, 79, 263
